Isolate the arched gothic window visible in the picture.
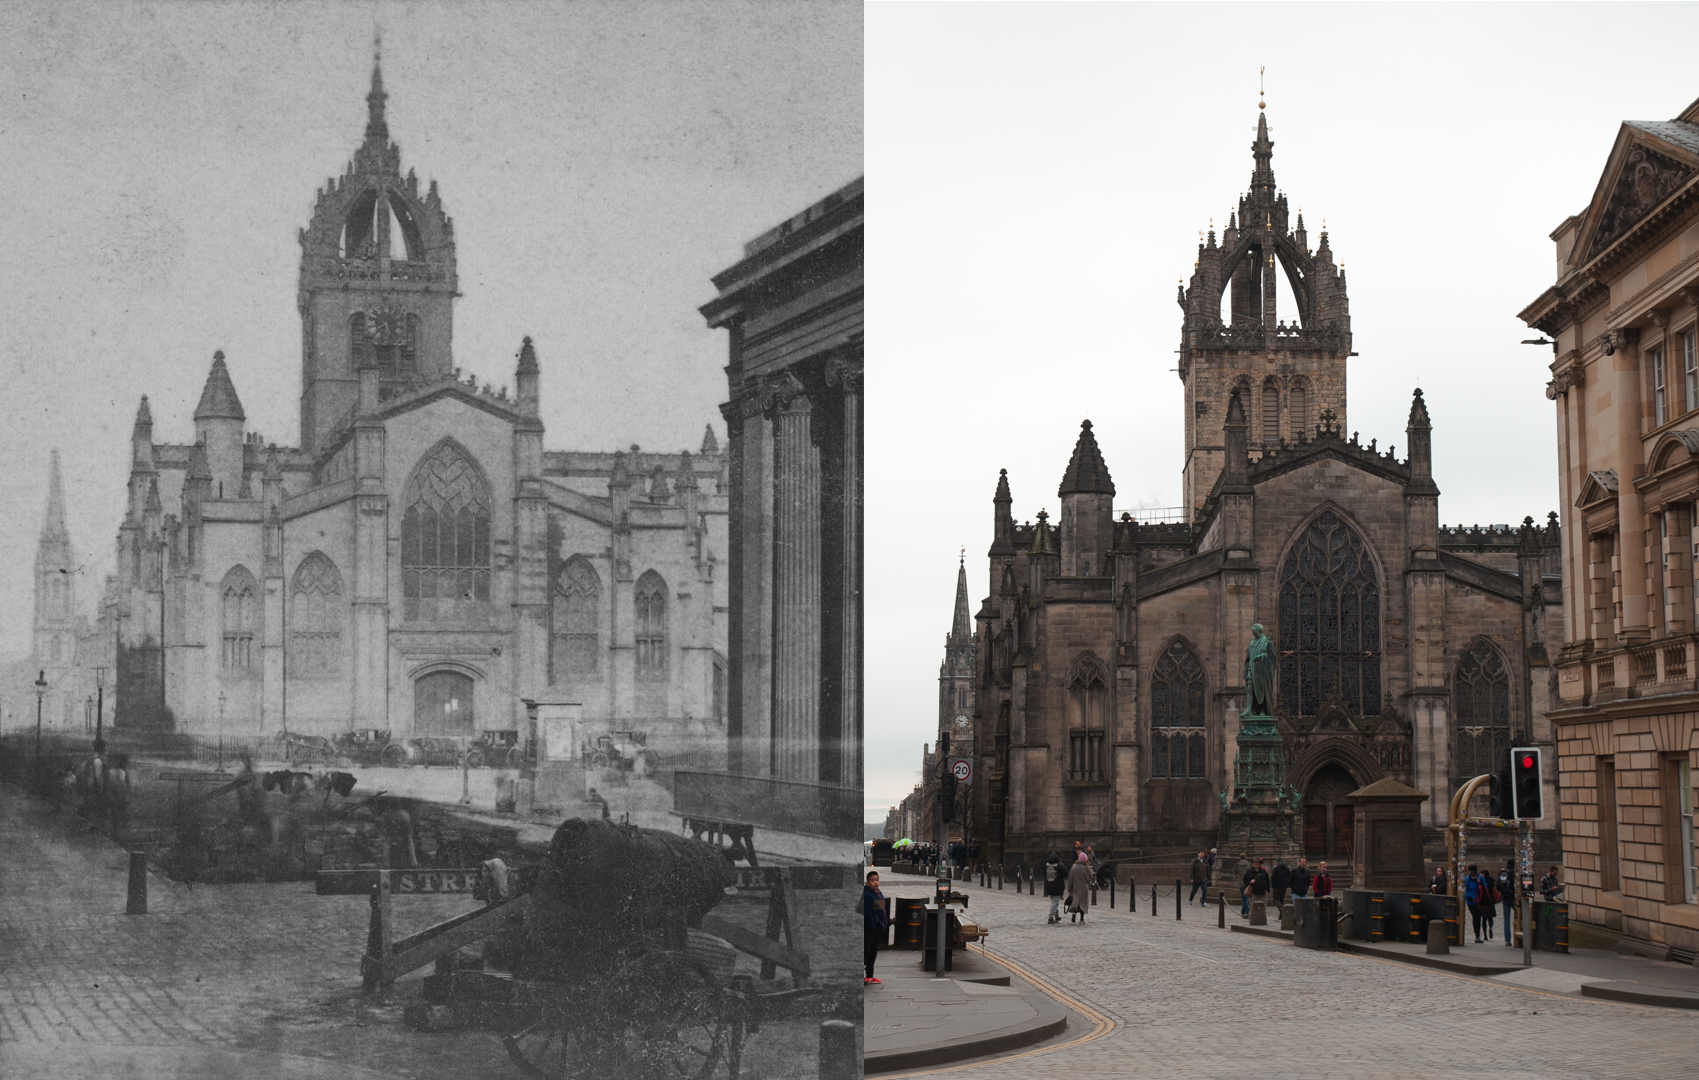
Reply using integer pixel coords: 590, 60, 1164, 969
1151, 640, 1206, 779
1277, 510, 1381, 716
350, 313, 369, 369
1452, 639, 1511, 783
401, 442, 491, 622
635, 570, 668, 679
220, 565, 260, 674
1290, 381, 1310, 439
1262, 380, 1280, 444
290, 552, 343, 677
554, 556, 601, 678
1065, 655, 1108, 782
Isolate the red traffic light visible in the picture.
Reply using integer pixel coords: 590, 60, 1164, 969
1521, 754, 1534, 769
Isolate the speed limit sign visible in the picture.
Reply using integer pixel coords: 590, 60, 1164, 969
950, 757, 972, 782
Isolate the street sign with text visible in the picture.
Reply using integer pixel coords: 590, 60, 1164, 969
950, 757, 972, 782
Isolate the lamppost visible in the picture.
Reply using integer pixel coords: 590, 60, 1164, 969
34, 669, 48, 776
93, 666, 106, 753
85, 695, 93, 734
217, 690, 226, 771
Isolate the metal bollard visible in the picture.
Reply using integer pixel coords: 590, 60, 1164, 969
1176, 879, 1182, 920
126, 850, 148, 915
1130, 874, 1137, 913
1110, 875, 1116, 910
1218, 892, 1226, 927
1151, 884, 1157, 916
819, 1019, 857, 1080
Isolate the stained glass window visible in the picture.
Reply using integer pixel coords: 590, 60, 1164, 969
1451, 639, 1511, 784
220, 566, 259, 673
635, 570, 668, 679
554, 556, 600, 677
290, 552, 343, 677
401, 442, 491, 622
1277, 511, 1381, 716
1151, 639, 1206, 778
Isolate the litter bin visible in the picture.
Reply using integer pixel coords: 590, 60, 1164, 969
1535, 902, 1568, 953
894, 897, 926, 950
1294, 896, 1338, 950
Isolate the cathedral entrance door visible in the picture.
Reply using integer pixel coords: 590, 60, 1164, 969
415, 671, 475, 735
1302, 763, 1358, 862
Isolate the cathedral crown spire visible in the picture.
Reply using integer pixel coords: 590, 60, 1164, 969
1251, 110, 1275, 198
365, 31, 388, 143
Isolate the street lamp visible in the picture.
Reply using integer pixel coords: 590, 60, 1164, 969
34, 669, 48, 773
93, 666, 106, 753
85, 694, 93, 734
217, 690, 227, 771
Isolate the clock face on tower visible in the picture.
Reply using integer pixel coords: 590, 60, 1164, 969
954, 714, 970, 729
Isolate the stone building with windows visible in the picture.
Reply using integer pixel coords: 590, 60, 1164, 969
108, 56, 728, 762
969, 109, 1563, 868
1521, 92, 1699, 957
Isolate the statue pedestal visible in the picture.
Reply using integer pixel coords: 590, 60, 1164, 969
1217, 713, 1304, 864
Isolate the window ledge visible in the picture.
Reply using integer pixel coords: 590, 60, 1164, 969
1061, 779, 1110, 788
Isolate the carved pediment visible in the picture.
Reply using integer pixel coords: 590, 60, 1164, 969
1577, 469, 1619, 508
1313, 695, 1356, 733
1585, 143, 1695, 262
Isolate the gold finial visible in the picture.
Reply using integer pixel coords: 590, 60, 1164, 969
1259, 65, 1266, 110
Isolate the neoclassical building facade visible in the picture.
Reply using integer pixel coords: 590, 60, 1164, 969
110, 57, 728, 759
969, 110, 1564, 866
1522, 91, 1699, 957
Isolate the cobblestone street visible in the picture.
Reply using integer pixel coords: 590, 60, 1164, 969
0, 784, 853, 1079
877, 878, 1699, 1079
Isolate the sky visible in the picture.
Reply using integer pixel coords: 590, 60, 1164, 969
863, 1, 1699, 824
0, 0, 860, 654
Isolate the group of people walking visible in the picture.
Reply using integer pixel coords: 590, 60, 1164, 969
1447, 859, 1565, 944
1196, 851, 1331, 915
57, 742, 131, 838
1041, 850, 1095, 924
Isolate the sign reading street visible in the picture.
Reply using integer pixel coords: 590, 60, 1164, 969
951, 757, 972, 781
315, 869, 482, 896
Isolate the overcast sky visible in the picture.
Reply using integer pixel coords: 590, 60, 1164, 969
0, 0, 860, 655
863, 1, 1699, 825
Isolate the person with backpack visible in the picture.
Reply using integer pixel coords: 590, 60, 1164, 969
1043, 851, 1067, 924
1188, 850, 1209, 906
1464, 864, 1490, 942
1497, 861, 1517, 945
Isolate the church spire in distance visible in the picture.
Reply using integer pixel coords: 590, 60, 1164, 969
40, 449, 67, 548
365, 29, 388, 143
951, 551, 972, 640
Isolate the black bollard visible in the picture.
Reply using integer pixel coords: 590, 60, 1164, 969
1110, 875, 1116, 910
126, 850, 148, 915
1219, 892, 1226, 927
1130, 874, 1137, 913
820, 1019, 857, 1080
1151, 884, 1157, 916
1176, 879, 1182, 920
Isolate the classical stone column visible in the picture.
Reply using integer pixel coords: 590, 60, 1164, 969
828, 354, 862, 790
771, 377, 822, 782
722, 382, 775, 777
1612, 329, 1650, 641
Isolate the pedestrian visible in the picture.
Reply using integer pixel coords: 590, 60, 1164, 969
1464, 863, 1489, 942
863, 870, 888, 984
1066, 851, 1092, 923
1271, 857, 1291, 908
1206, 847, 1218, 876
1497, 861, 1517, 946
1188, 850, 1209, 906
1248, 858, 1271, 916
104, 753, 132, 840
1480, 868, 1499, 941
1429, 863, 1449, 894
1312, 861, 1333, 897
1290, 856, 1311, 900
1043, 851, 1067, 924
1539, 865, 1563, 901
1235, 852, 1252, 915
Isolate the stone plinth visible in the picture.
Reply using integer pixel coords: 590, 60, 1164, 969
1216, 714, 1303, 863
1345, 776, 1430, 891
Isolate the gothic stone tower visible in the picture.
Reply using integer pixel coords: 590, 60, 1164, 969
297, 47, 458, 454
1178, 108, 1353, 518
939, 555, 977, 753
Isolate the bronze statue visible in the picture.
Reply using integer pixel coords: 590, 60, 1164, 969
1242, 622, 1275, 717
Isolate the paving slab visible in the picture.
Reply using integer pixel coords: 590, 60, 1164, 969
864, 944, 1066, 1074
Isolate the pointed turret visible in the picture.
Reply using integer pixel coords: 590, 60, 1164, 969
365, 32, 388, 143
194, 351, 246, 499
951, 556, 972, 640
1058, 420, 1115, 496
1251, 110, 1275, 195
194, 351, 246, 421
990, 468, 1015, 556
516, 335, 540, 419
700, 424, 720, 456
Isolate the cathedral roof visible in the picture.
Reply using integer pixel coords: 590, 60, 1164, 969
194, 352, 246, 422
1058, 420, 1115, 496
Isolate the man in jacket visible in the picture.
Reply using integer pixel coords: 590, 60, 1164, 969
1270, 858, 1292, 908
1043, 851, 1067, 924
862, 871, 888, 984
1235, 852, 1252, 915
1290, 857, 1312, 900
1247, 858, 1271, 917
1188, 851, 1209, 906
1496, 861, 1517, 945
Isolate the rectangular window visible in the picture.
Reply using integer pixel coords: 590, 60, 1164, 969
1684, 759, 1696, 903
1068, 729, 1105, 782
1655, 346, 1667, 426
1686, 331, 1698, 412
1599, 759, 1620, 892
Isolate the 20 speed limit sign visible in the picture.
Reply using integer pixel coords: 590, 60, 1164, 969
950, 757, 972, 781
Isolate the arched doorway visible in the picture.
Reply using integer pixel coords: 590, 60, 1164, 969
415, 670, 475, 735
1303, 762, 1358, 861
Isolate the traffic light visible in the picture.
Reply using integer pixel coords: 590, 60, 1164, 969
940, 769, 958, 822
1511, 746, 1543, 819
1489, 769, 1509, 818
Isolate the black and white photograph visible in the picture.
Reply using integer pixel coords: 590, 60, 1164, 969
0, 4, 861, 1079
